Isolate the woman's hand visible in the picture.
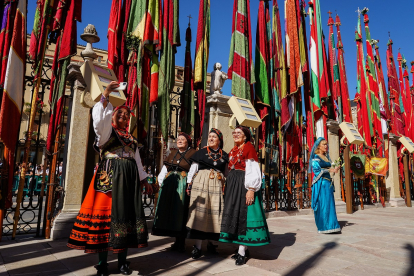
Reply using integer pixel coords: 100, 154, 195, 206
141, 180, 153, 195
103, 81, 119, 98
334, 166, 340, 174
329, 166, 340, 173
246, 190, 254, 206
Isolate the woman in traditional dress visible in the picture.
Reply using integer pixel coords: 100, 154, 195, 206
219, 126, 270, 266
186, 128, 229, 259
152, 133, 196, 252
67, 81, 153, 276
309, 137, 341, 234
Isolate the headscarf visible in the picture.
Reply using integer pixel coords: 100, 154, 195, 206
308, 137, 331, 173
209, 128, 224, 148
178, 132, 192, 148
235, 125, 252, 142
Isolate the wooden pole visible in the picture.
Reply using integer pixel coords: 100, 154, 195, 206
404, 153, 412, 207
45, 129, 60, 239
36, 157, 48, 237
344, 145, 353, 214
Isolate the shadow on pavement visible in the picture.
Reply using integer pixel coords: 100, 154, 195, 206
338, 221, 355, 230
404, 244, 414, 276
283, 241, 338, 276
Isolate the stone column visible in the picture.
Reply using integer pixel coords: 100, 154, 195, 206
200, 94, 233, 153
51, 64, 93, 240
386, 133, 404, 206
326, 120, 342, 201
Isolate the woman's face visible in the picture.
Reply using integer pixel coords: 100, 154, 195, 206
319, 141, 328, 154
113, 108, 130, 129
232, 129, 246, 145
176, 135, 188, 151
208, 132, 220, 149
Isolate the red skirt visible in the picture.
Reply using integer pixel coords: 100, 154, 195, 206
67, 174, 148, 253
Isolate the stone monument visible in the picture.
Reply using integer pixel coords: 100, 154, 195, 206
51, 25, 100, 240
210, 62, 228, 95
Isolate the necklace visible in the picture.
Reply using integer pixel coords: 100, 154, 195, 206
228, 143, 245, 170
206, 146, 223, 166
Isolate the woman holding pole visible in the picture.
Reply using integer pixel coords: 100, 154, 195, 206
309, 137, 341, 234
67, 81, 152, 276
219, 126, 270, 266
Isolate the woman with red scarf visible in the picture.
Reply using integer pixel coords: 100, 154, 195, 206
67, 82, 153, 276
219, 126, 270, 266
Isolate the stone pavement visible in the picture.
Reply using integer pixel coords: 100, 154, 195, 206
1, 206, 414, 276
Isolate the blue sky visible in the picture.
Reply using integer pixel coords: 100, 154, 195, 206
28, 0, 414, 100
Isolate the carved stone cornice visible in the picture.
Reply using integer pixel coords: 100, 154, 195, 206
388, 133, 401, 144
326, 119, 340, 135
206, 93, 232, 114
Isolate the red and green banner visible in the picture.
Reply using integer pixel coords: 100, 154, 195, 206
335, 14, 352, 123
228, 0, 255, 101
0, 1, 17, 89
158, 0, 180, 140
362, 9, 383, 152
308, 0, 328, 139
107, 0, 122, 74
254, 0, 271, 149
180, 26, 195, 136
0, 0, 26, 209
355, 13, 373, 148
386, 39, 405, 136
46, 0, 82, 153
373, 42, 391, 123
194, 0, 210, 145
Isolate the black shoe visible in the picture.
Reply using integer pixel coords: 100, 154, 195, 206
231, 249, 249, 260
118, 261, 132, 275
235, 254, 246, 266
171, 239, 186, 252
191, 245, 202, 259
207, 242, 218, 254
94, 263, 108, 276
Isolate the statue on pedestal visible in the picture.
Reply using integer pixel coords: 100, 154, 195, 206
210, 62, 228, 95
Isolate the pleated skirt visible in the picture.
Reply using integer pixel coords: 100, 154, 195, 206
67, 158, 148, 253
219, 170, 270, 246
186, 169, 224, 240
152, 171, 189, 237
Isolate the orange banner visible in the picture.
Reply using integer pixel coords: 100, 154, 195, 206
365, 157, 388, 176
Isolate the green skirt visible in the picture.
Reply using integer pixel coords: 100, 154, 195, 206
219, 170, 270, 246
152, 171, 189, 237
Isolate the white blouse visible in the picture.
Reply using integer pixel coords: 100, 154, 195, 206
92, 101, 148, 181
157, 165, 168, 186
186, 159, 262, 192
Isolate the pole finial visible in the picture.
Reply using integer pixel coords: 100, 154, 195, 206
187, 14, 192, 27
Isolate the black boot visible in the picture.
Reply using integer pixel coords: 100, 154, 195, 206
171, 237, 186, 253
191, 245, 202, 259
94, 263, 108, 276
235, 254, 246, 266
207, 242, 218, 254
118, 261, 132, 275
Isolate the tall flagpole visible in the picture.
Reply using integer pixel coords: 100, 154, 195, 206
12, 0, 55, 239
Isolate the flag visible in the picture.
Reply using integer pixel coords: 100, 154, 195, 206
355, 12, 373, 148
308, 0, 328, 138
271, 0, 284, 117
402, 59, 413, 140
193, 0, 210, 145
327, 13, 340, 118
362, 9, 383, 152
46, 0, 82, 153
0, 1, 17, 90
373, 40, 390, 137
158, 0, 180, 140
0, 0, 26, 209
365, 157, 388, 176
118, 0, 132, 82
107, 0, 122, 74
254, 0, 271, 149
335, 14, 352, 123
228, 0, 255, 101
386, 38, 405, 136
180, 25, 194, 136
